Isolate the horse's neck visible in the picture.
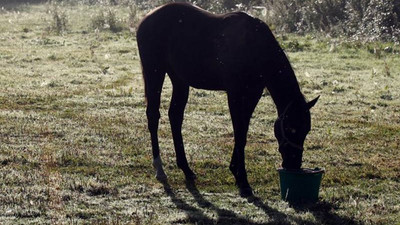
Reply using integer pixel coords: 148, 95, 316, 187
265, 67, 305, 116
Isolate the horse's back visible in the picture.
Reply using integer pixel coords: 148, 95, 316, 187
137, 3, 215, 42
137, 3, 215, 67
137, 3, 281, 90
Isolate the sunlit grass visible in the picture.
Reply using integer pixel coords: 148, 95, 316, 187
0, 2, 399, 225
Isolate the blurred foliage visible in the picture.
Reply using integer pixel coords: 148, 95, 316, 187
262, 0, 399, 42
47, 1, 69, 34
90, 8, 124, 32
102, 0, 400, 41
35, 0, 400, 41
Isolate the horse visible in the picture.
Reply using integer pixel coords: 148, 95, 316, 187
136, 2, 319, 197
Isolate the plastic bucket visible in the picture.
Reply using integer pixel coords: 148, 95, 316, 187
277, 168, 324, 203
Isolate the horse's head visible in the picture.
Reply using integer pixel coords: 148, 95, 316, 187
274, 96, 319, 169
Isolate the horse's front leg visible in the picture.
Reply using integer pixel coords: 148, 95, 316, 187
228, 90, 262, 197
169, 79, 196, 180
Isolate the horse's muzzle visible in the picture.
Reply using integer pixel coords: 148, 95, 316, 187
281, 154, 302, 169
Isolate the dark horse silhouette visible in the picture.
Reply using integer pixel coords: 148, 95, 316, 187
137, 2, 319, 197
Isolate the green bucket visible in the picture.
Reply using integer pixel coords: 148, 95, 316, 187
277, 168, 324, 203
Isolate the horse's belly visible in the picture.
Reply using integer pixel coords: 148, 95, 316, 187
188, 76, 225, 91
167, 47, 227, 90
170, 62, 226, 90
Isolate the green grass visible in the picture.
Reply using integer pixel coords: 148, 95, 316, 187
0, 2, 400, 225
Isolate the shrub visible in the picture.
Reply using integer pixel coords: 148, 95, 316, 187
263, 0, 303, 32
128, 3, 138, 31
262, 0, 399, 41
345, 0, 400, 41
360, 0, 399, 41
90, 8, 124, 32
47, 2, 68, 34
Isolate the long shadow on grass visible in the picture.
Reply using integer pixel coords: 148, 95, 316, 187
291, 201, 364, 225
162, 179, 323, 224
161, 180, 215, 224
250, 196, 363, 225
185, 180, 267, 224
248, 196, 332, 225
162, 179, 269, 224
163, 178, 364, 224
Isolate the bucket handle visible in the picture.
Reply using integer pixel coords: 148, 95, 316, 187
285, 188, 290, 201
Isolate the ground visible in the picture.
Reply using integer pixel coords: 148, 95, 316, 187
0, 3, 399, 225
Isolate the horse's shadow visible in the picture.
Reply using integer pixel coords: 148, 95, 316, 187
289, 201, 363, 225
161, 180, 362, 225
161, 179, 281, 224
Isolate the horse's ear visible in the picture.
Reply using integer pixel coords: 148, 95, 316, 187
307, 96, 320, 109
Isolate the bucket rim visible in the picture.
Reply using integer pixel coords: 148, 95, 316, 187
277, 167, 325, 175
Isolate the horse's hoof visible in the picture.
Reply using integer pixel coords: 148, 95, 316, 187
153, 157, 167, 181
239, 187, 254, 198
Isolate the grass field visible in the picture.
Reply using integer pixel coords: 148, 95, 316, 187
0, 2, 399, 225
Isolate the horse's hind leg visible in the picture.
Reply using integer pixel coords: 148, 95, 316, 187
168, 78, 196, 180
143, 66, 167, 180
